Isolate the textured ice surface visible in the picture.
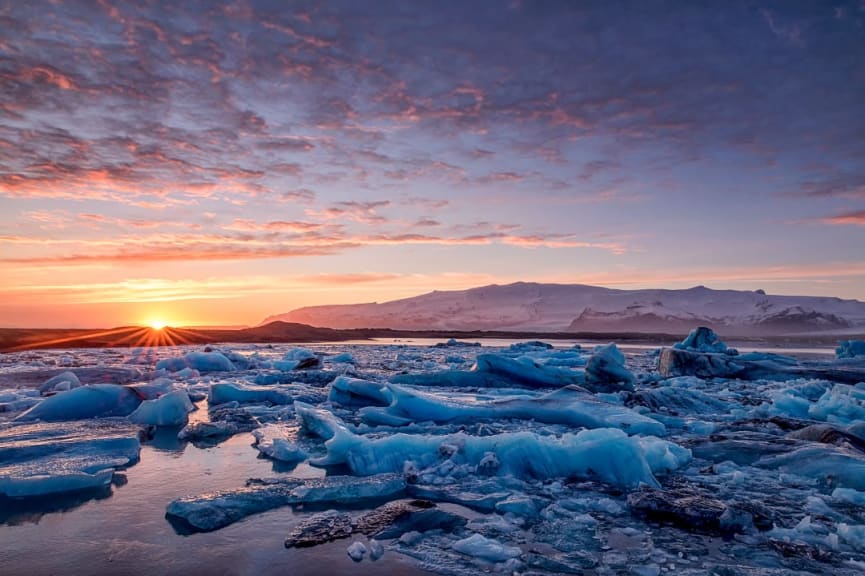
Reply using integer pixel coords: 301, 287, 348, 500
129, 389, 195, 427
166, 474, 406, 532
156, 351, 235, 372
0, 419, 140, 497
674, 326, 737, 355
392, 352, 584, 389
584, 343, 635, 392
251, 424, 306, 462
452, 533, 521, 562
15, 384, 142, 422
209, 382, 294, 406
5, 339, 865, 575
836, 340, 865, 359
361, 384, 664, 435
309, 416, 687, 488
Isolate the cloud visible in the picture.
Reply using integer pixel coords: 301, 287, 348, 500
816, 210, 865, 226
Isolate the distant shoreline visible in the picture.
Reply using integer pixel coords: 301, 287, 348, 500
0, 321, 859, 352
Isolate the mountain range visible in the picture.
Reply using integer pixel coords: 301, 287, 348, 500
263, 282, 865, 335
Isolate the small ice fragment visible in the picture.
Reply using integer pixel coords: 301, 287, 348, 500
451, 533, 521, 562
346, 541, 367, 562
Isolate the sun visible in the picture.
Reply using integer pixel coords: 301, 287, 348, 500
149, 319, 167, 330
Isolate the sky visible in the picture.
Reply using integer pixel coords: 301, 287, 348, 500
2, 0, 865, 328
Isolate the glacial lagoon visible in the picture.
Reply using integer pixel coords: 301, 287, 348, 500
2, 335, 865, 575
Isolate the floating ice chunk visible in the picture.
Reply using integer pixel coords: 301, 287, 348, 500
632, 381, 730, 416
329, 353, 356, 364
178, 409, 260, 443
837, 340, 865, 359
284, 348, 317, 362
475, 353, 584, 388
328, 376, 391, 407
270, 348, 321, 371
173, 367, 200, 380
0, 419, 141, 498
209, 383, 293, 406
833, 488, 865, 506
838, 524, 865, 551
585, 343, 635, 392
156, 351, 235, 373
507, 341, 553, 352
451, 533, 521, 562
392, 353, 584, 389
0, 389, 42, 414
252, 424, 306, 462
361, 384, 665, 436
674, 327, 736, 355
295, 401, 347, 440
369, 540, 384, 560
129, 390, 194, 427
166, 474, 405, 532
768, 515, 838, 550
766, 380, 833, 420
0, 468, 115, 498
129, 377, 176, 400
15, 384, 142, 422
495, 494, 538, 518
542, 349, 587, 368
346, 541, 367, 562
434, 338, 481, 348
756, 445, 865, 490
38, 371, 81, 395
311, 414, 687, 489
807, 384, 865, 425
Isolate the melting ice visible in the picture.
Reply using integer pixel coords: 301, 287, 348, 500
2, 333, 865, 575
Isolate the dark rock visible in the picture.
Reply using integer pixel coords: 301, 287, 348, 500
628, 487, 757, 535
658, 348, 745, 379
285, 510, 353, 548
768, 539, 835, 563
294, 356, 322, 370
366, 505, 467, 540
353, 499, 434, 536
787, 424, 865, 454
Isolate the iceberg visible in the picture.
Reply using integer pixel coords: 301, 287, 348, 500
208, 383, 294, 406
346, 541, 367, 561
15, 384, 142, 422
433, 338, 481, 348
452, 533, 521, 562
806, 384, 865, 425
303, 407, 688, 489
328, 376, 391, 407
38, 371, 82, 395
166, 474, 405, 532
360, 384, 665, 436
392, 352, 584, 389
128, 390, 195, 427
156, 351, 235, 373
674, 326, 737, 355
251, 424, 306, 462
584, 343, 635, 392
837, 340, 865, 359
0, 419, 140, 498
756, 444, 865, 490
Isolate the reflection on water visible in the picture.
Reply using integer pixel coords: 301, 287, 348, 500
0, 433, 431, 576
0, 485, 114, 527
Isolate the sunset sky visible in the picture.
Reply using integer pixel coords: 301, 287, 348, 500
2, 1, 865, 328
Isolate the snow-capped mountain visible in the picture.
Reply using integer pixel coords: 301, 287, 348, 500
263, 282, 865, 335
